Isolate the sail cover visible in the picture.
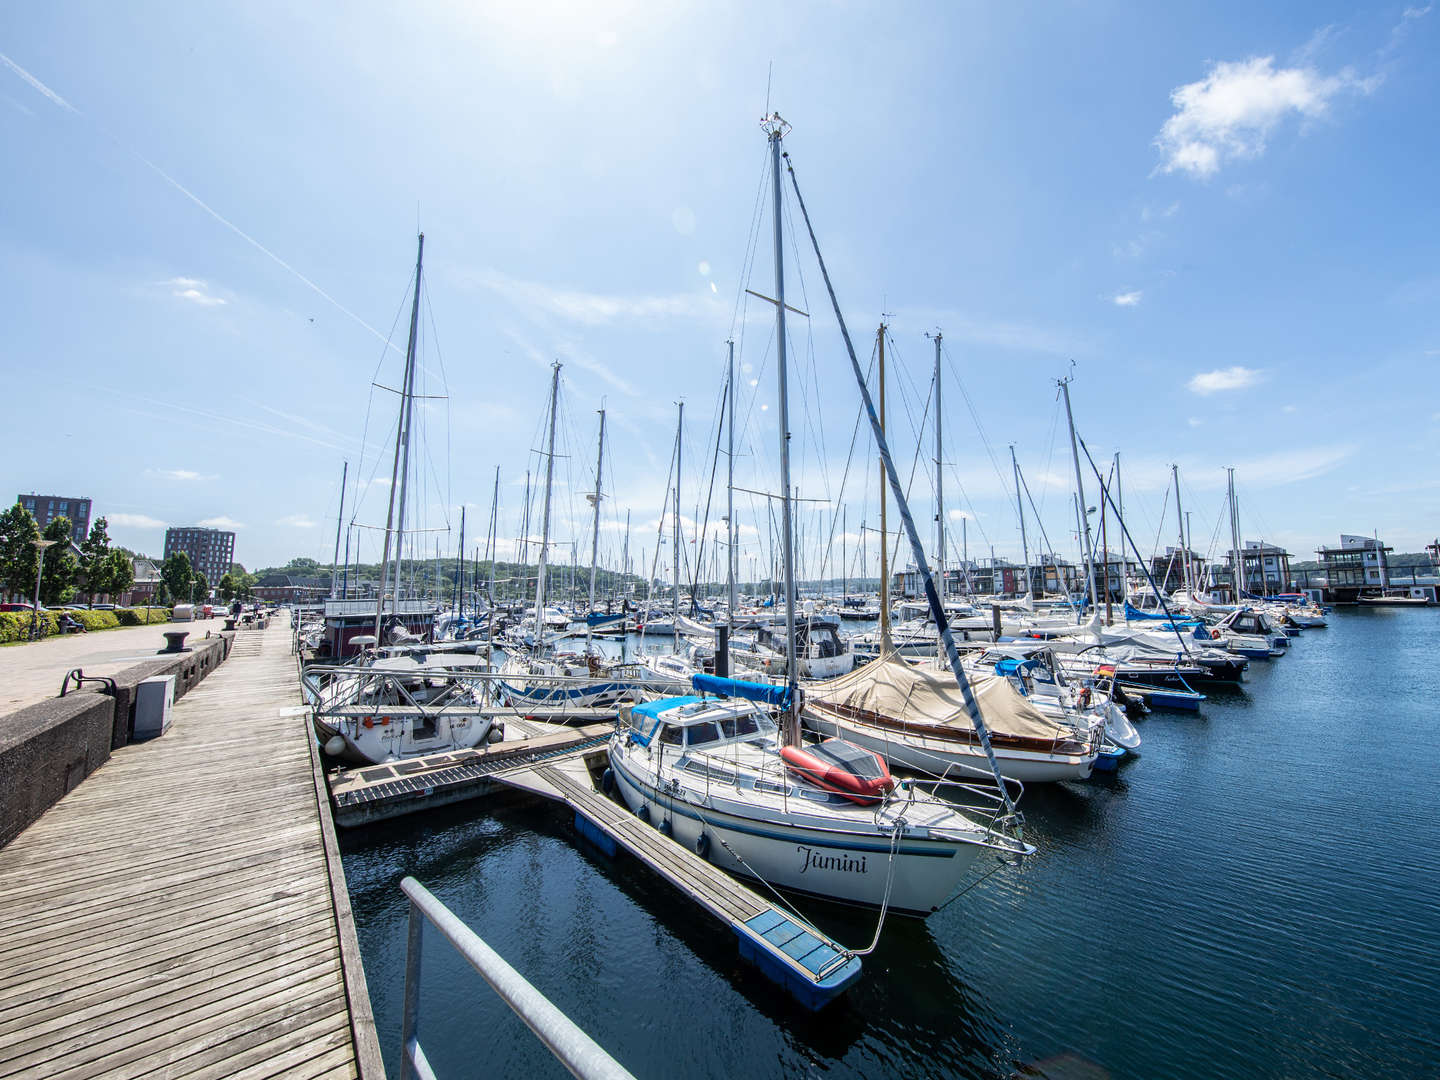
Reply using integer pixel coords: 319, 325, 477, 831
805, 650, 1066, 741
692, 673, 791, 709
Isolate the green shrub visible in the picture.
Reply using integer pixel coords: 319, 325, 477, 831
60, 609, 121, 631
0, 606, 169, 642
0, 610, 58, 643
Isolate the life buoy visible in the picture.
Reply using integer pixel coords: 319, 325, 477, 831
1079, 687, 1092, 708
1210, 629, 1222, 640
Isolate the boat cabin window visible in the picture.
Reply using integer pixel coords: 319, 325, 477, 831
720, 712, 762, 741
685, 721, 722, 747
658, 724, 683, 746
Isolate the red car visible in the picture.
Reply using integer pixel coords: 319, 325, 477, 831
0, 602, 36, 612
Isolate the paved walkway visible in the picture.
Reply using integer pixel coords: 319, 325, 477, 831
0, 616, 232, 713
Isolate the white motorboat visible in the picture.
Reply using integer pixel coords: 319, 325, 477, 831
731, 617, 855, 679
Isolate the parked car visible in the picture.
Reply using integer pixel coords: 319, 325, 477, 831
0, 602, 37, 612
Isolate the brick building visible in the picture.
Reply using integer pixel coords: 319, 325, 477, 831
17, 494, 91, 544
164, 526, 236, 583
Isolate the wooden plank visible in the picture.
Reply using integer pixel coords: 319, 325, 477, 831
305, 684, 387, 1080
0, 620, 364, 1080
0, 935, 338, 1049
0, 917, 337, 1032
0, 880, 327, 984
0, 955, 343, 1075
188, 1031, 358, 1080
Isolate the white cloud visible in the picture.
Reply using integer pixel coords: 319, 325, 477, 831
1155, 55, 1376, 178
1187, 365, 1264, 394
166, 276, 227, 307
1112, 290, 1143, 307
1187, 416, 1203, 427
1141, 202, 1181, 222
108, 512, 165, 529
198, 516, 244, 529
470, 267, 716, 327
148, 467, 215, 481
277, 514, 318, 528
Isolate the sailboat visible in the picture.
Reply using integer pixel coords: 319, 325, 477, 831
608, 114, 1030, 915
307, 234, 504, 764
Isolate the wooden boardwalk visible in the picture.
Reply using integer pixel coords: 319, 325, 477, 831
0, 621, 382, 1080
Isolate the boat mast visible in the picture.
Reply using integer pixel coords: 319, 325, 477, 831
780, 150, 1020, 821
375, 232, 425, 641
1227, 467, 1242, 601
841, 504, 847, 606
726, 339, 737, 619
672, 401, 683, 652
330, 460, 347, 599
764, 113, 800, 742
518, 468, 531, 601
533, 362, 561, 642
1172, 464, 1188, 596
1010, 446, 1031, 601
622, 509, 630, 603
1114, 452, 1125, 604
1100, 466, 1111, 625
454, 506, 465, 614
586, 408, 606, 650
1059, 377, 1098, 615
933, 330, 944, 605
877, 323, 890, 642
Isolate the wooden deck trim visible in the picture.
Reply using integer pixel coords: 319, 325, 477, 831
307, 692, 388, 1080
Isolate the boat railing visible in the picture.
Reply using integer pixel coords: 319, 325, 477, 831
302, 663, 650, 719
398, 876, 636, 1080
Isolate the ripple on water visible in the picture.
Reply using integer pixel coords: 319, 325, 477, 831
343, 610, 1440, 1080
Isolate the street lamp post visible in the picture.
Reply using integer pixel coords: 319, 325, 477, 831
31, 539, 57, 641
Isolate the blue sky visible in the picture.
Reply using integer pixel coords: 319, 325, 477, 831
2, 2, 1436, 580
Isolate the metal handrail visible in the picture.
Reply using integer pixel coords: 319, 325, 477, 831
399, 876, 636, 1080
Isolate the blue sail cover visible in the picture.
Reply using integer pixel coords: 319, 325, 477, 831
691, 673, 791, 709
1124, 601, 1201, 627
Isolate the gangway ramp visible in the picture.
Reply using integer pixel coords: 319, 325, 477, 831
497, 760, 863, 1010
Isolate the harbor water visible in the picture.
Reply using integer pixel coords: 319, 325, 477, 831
340, 608, 1440, 1079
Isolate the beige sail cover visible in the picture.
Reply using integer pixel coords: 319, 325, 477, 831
806, 650, 1065, 740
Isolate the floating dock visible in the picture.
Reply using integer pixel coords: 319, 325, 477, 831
0, 622, 383, 1080
327, 722, 613, 828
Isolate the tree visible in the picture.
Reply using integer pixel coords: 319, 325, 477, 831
0, 503, 41, 600
218, 572, 237, 602
101, 549, 134, 600
193, 570, 210, 601
39, 517, 79, 607
80, 517, 112, 601
160, 552, 194, 606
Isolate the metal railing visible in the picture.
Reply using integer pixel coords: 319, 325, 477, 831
399, 876, 636, 1080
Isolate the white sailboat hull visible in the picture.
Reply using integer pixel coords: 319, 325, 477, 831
804, 710, 1095, 783
607, 751, 990, 914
